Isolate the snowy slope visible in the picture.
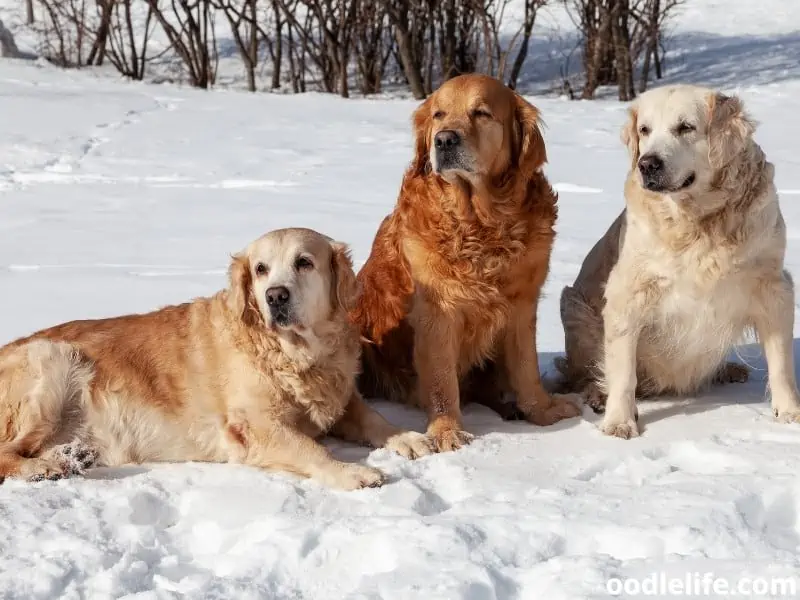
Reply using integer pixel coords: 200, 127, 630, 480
2, 3, 800, 599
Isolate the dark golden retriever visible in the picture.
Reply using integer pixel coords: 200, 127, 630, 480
351, 74, 581, 452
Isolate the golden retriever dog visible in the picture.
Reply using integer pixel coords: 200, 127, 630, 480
557, 84, 800, 438
351, 74, 581, 453
0, 228, 431, 489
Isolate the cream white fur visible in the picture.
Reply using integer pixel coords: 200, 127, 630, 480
557, 84, 800, 438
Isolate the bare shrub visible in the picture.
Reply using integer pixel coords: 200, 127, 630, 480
33, 0, 96, 67
105, 1, 156, 79
353, 0, 392, 95
567, 0, 681, 100
146, 0, 219, 88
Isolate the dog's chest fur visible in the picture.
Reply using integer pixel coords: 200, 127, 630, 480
628, 218, 759, 393
403, 212, 552, 369
245, 332, 359, 436
272, 363, 353, 436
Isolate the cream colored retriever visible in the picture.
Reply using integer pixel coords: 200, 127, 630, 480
557, 84, 800, 438
0, 228, 431, 488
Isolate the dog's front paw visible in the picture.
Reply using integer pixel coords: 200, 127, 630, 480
384, 431, 433, 460
775, 409, 800, 424
21, 457, 72, 482
600, 417, 640, 439
321, 463, 386, 491
49, 441, 99, 475
429, 429, 474, 453
523, 393, 582, 426
585, 383, 607, 414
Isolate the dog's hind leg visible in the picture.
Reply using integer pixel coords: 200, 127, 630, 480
559, 286, 607, 413
712, 362, 750, 384
0, 340, 92, 482
461, 362, 526, 421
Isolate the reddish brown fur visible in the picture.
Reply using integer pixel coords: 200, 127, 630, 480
351, 74, 581, 451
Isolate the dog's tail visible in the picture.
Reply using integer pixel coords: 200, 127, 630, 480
0, 340, 93, 481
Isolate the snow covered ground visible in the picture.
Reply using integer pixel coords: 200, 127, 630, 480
2, 2, 800, 598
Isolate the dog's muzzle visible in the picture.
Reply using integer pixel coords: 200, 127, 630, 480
266, 285, 293, 326
433, 130, 471, 174
638, 153, 695, 193
638, 153, 666, 191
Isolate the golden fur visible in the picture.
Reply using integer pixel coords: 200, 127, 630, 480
352, 74, 581, 452
557, 84, 800, 438
0, 228, 431, 488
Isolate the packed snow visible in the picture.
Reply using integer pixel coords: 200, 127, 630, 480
1, 1, 800, 599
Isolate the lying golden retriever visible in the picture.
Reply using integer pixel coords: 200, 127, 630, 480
352, 74, 581, 452
557, 84, 800, 438
0, 228, 431, 488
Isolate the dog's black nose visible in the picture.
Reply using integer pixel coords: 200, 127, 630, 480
266, 286, 290, 307
434, 130, 461, 150
638, 154, 664, 176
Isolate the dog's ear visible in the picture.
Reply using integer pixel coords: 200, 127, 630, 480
330, 241, 360, 314
227, 253, 262, 327
707, 92, 755, 170
620, 106, 640, 167
514, 95, 547, 174
411, 96, 433, 176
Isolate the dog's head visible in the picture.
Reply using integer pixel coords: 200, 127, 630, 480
621, 84, 756, 196
227, 228, 358, 335
411, 74, 547, 185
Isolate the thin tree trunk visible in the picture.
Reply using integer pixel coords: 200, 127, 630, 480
393, 21, 426, 98
508, 0, 537, 90
271, 0, 282, 89
639, 44, 651, 92
87, 0, 111, 65
654, 37, 663, 78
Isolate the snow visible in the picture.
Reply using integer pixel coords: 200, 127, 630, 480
2, 1, 800, 598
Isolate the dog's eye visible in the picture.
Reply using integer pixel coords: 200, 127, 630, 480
295, 256, 313, 271
472, 108, 492, 119
255, 262, 268, 276
638, 125, 651, 136
676, 122, 695, 135
432, 110, 445, 120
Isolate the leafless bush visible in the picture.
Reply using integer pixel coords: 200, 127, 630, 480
567, 0, 681, 100
283, 0, 309, 92
382, 0, 429, 98
213, 0, 287, 91
353, 0, 392, 94
265, 0, 285, 89
33, 0, 97, 67
635, 0, 681, 92
19, 0, 681, 102
275, 0, 359, 97
146, 0, 219, 88
506, 0, 548, 89
382, 0, 530, 98
213, 0, 260, 91
105, 1, 156, 79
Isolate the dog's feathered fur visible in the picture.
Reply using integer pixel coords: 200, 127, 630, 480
0, 228, 431, 488
557, 84, 800, 438
352, 74, 580, 452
